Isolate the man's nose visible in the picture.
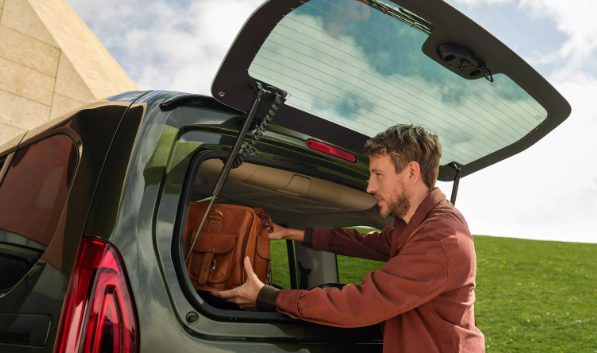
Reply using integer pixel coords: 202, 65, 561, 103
366, 179, 377, 195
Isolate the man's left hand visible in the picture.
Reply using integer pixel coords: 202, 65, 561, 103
211, 256, 264, 311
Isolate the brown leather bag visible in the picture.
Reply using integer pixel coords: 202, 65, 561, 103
183, 202, 273, 292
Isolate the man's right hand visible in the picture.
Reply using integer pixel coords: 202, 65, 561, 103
269, 223, 305, 242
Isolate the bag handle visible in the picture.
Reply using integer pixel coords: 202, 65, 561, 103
189, 209, 223, 283
255, 211, 273, 233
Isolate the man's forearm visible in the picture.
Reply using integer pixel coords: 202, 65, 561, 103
280, 228, 305, 242
256, 227, 305, 312
302, 228, 392, 261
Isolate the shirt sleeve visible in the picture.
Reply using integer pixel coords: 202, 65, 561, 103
256, 285, 280, 312
275, 234, 448, 328
309, 225, 400, 262
302, 227, 315, 248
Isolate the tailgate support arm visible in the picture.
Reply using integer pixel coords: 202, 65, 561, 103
449, 162, 461, 206
185, 82, 286, 263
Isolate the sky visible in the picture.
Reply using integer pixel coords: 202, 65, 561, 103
66, 0, 597, 243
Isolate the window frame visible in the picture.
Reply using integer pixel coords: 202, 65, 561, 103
172, 149, 371, 322
0, 152, 15, 188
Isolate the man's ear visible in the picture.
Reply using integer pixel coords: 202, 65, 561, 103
407, 161, 421, 185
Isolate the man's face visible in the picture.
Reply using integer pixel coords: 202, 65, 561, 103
366, 154, 410, 219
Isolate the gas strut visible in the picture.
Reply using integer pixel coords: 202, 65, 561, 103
448, 162, 461, 206
185, 82, 287, 263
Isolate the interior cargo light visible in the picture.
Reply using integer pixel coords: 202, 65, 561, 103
55, 239, 138, 353
307, 140, 356, 162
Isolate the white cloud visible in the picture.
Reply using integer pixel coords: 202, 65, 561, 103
518, 0, 597, 82
439, 0, 597, 243
438, 77, 597, 243
67, 0, 597, 242
447, 0, 597, 82
68, 0, 264, 94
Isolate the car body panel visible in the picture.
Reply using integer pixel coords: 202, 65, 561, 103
87, 91, 382, 352
0, 1, 572, 351
0, 92, 147, 351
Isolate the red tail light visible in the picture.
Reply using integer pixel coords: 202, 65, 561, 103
55, 239, 138, 353
306, 140, 356, 162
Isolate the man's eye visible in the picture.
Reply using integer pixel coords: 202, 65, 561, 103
376, 173, 382, 176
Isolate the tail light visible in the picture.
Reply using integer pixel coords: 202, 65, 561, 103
55, 239, 138, 353
306, 140, 356, 162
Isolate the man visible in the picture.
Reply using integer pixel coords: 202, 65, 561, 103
212, 124, 485, 352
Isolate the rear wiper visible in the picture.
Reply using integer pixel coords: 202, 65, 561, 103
358, 0, 434, 34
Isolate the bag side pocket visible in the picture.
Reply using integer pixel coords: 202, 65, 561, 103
187, 232, 236, 285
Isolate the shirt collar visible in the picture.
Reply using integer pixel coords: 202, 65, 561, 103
406, 187, 446, 228
394, 187, 447, 247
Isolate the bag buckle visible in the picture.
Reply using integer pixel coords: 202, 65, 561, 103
266, 263, 271, 285
210, 259, 216, 273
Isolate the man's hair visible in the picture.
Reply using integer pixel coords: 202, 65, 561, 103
364, 124, 442, 189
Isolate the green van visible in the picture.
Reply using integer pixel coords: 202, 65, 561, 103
0, 0, 570, 352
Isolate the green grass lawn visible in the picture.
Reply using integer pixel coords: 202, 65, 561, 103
271, 234, 597, 352
270, 240, 292, 289
473, 235, 597, 353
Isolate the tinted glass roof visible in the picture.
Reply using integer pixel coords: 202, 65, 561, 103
247, 0, 548, 166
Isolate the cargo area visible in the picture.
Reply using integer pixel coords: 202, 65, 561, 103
179, 157, 392, 313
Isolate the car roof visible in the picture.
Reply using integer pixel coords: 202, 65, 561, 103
211, 0, 571, 181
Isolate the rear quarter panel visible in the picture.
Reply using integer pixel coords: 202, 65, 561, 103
101, 91, 382, 352
0, 96, 142, 352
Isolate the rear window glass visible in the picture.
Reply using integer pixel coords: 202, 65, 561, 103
248, 0, 547, 167
0, 135, 78, 292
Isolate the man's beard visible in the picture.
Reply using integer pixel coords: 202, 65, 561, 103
380, 186, 410, 219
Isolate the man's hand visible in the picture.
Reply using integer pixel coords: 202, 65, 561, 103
268, 223, 288, 240
211, 256, 264, 311
269, 223, 305, 242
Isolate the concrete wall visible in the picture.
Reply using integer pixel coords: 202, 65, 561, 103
0, 0, 138, 145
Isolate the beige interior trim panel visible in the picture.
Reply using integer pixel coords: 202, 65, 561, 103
193, 159, 376, 213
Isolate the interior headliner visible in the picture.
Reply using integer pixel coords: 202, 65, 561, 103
191, 159, 392, 230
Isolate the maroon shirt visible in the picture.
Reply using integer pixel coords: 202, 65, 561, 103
270, 188, 485, 352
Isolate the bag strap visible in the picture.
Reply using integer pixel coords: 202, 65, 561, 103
197, 253, 215, 284
192, 210, 223, 283
255, 210, 273, 286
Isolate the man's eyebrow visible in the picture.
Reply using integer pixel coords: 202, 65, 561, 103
370, 168, 383, 173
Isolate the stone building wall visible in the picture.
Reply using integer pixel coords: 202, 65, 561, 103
0, 0, 138, 145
